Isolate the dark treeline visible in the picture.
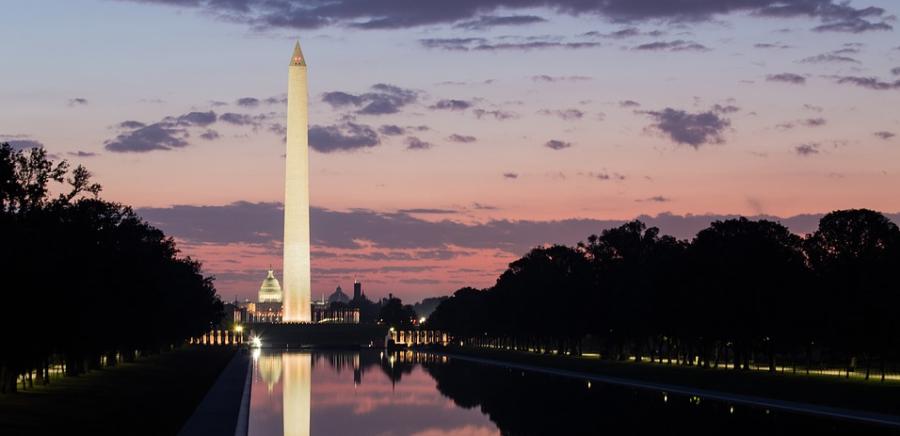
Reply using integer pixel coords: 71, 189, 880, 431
0, 144, 223, 393
428, 210, 900, 379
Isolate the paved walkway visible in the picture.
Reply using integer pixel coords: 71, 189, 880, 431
178, 349, 252, 436
443, 352, 900, 428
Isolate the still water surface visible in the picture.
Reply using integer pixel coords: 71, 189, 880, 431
248, 350, 896, 436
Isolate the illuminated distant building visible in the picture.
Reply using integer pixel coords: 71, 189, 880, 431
236, 270, 284, 323
259, 269, 283, 303
311, 291, 360, 324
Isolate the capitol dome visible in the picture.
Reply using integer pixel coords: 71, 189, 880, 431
258, 269, 283, 303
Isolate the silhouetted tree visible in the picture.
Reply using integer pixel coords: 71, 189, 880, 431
0, 143, 223, 394
804, 209, 900, 379
689, 218, 807, 371
378, 297, 416, 328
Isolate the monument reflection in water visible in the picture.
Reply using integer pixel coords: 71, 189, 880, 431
282, 353, 311, 436
252, 352, 312, 436
250, 350, 896, 436
250, 350, 498, 436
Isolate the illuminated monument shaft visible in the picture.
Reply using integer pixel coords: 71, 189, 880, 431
283, 41, 311, 322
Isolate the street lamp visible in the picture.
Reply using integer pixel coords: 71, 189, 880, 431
234, 325, 244, 344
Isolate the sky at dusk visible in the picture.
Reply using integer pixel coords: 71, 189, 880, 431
2, 0, 899, 303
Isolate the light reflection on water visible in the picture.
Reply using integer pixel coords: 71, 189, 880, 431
249, 350, 498, 436
249, 350, 895, 436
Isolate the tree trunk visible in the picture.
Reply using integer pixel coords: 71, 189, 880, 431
105, 350, 118, 367
768, 340, 776, 373
865, 354, 871, 381
733, 344, 741, 371
806, 343, 812, 375
65, 355, 80, 376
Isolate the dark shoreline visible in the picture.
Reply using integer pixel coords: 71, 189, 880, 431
426, 345, 900, 427
0, 347, 236, 436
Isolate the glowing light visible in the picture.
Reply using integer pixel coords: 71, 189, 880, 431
251, 336, 262, 348
419, 317, 426, 324
235, 325, 244, 333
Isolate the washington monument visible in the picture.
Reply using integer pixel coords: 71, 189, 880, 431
283, 41, 311, 322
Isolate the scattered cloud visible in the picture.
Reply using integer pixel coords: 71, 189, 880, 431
471, 202, 497, 210
104, 114, 199, 153
538, 108, 584, 120
619, 100, 641, 108
406, 136, 433, 150
454, 14, 546, 30
378, 125, 405, 136
429, 99, 472, 111
829, 75, 900, 90
67, 151, 99, 157
235, 97, 260, 108
171, 111, 217, 126
798, 53, 860, 64
321, 84, 419, 115
447, 134, 476, 143
419, 37, 602, 52
754, 43, 791, 49
544, 139, 572, 150
473, 109, 518, 120
632, 40, 709, 52
220, 112, 257, 126
502, 172, 518, 179
531, 75, 591, 83
588, 171, 626, 181
812, 19, 891, 34
711, 104, 740, 114
874, 131, 896, 140
803, 117, 827, 127
766, 73, 806, 84
398, 208, 457, 214
795, 143, 820, 156
67, 98, 88, 107
891, 67, 900, 76
419, 37, 486, 51
642, 107, 731, 148
118, 120, 146, 129
636, 196, 670, 202
308, 122, 380, 153
200, 129, 221, 140
583, 27, 664, 39
803, 104, 824, 113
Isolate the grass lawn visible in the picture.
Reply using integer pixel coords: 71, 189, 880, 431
443, 346, 900, 417
0, 347, 236, 436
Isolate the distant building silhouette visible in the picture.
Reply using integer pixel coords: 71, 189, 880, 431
328, 285, 350, 304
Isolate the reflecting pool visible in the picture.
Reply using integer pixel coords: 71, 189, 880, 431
248, 350, 895, 436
